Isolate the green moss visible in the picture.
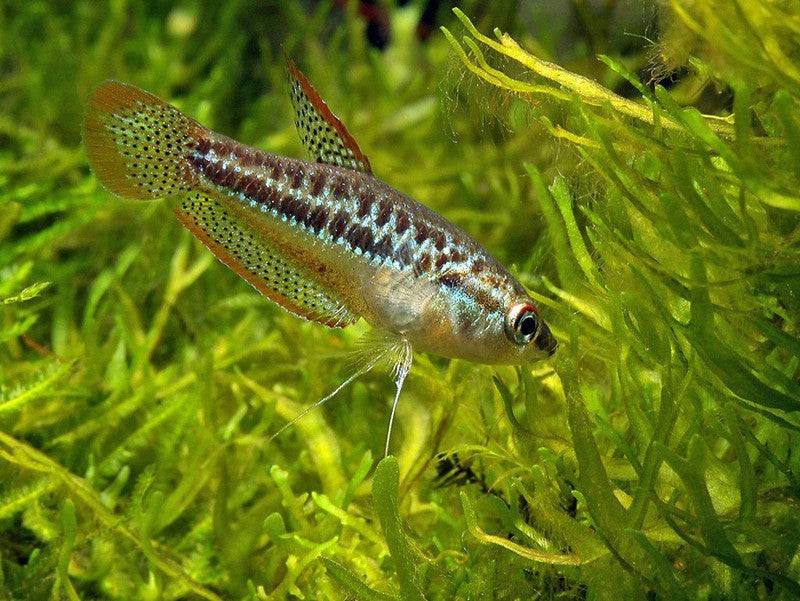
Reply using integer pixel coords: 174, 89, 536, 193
1, 1, 799, 599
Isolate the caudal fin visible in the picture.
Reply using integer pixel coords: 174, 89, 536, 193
84, 81, 204, 199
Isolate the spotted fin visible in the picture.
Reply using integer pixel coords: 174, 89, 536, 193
84, 80, 203, 199
175, 192, 359, 328
287, 58, 372, 173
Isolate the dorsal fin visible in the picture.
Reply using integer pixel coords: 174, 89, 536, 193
286, 58, 372, 174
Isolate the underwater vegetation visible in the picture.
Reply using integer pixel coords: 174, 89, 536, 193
1, 0, 800, 599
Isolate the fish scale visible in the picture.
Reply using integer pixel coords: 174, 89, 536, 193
189, 131, 513, 308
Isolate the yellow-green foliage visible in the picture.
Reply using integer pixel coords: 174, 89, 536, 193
1, 1, 799, 599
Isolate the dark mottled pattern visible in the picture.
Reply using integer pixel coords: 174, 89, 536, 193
346, 225, 375, 254
371, 235, 394, 258
329, 210, 348, 239
439, 272, 464, 288
195, 136, 211, 156
357, 190, 373, 217
219, 168, 235, 188
375, 198, 391, 227
332, 177, 348, 200
395, 210, 410, 234
432, 230, 446, 251
310, 171, 326, 196
268, 157, 283, 180
414, 223, 430, 245
308, 205, 329, 232
242, 177, 258, 197
288, 163, 305, 189
397, 242, 413, 267
187, 133, 521, 313
292, 199, 309, 223
418, 254, 432, 272
257, 185, 277, 206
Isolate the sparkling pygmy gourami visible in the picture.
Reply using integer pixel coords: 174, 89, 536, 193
83, 59, 557, 453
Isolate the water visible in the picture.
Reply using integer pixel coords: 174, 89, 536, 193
1, 2, 798, 599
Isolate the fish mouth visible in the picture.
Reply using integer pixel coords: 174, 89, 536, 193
535, 322, 558, 357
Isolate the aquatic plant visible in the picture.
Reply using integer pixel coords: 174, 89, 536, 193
1, 1, 799, 599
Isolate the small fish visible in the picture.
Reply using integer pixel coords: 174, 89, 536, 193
84, 60, 557, 453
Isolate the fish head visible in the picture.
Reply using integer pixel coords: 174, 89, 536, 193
355, 239, 557, 365
433, 260, 558, 364
499, 299, 558, 361
406, 288, 558, 365
453, 298, 557, 365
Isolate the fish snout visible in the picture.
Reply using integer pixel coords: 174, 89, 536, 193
535, 321, 558, 357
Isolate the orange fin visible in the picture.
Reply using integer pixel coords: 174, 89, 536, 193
175, 192, 359, 328
286, 58, 372, 174
84, 80, 204, 199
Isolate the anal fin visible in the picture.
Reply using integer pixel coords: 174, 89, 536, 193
175, 192, 358, 328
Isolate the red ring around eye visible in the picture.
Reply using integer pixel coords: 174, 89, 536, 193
505, 302, 540, 346
514, 303, 538, 322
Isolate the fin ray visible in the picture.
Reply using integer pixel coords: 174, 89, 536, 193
268, 349, 386, 444
385, 338, 412, 457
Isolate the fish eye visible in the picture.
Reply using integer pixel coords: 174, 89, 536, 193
519, 314, 537, 337
505, 302, 540, 346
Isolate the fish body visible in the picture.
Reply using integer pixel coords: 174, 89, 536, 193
84, 62, 556, 366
